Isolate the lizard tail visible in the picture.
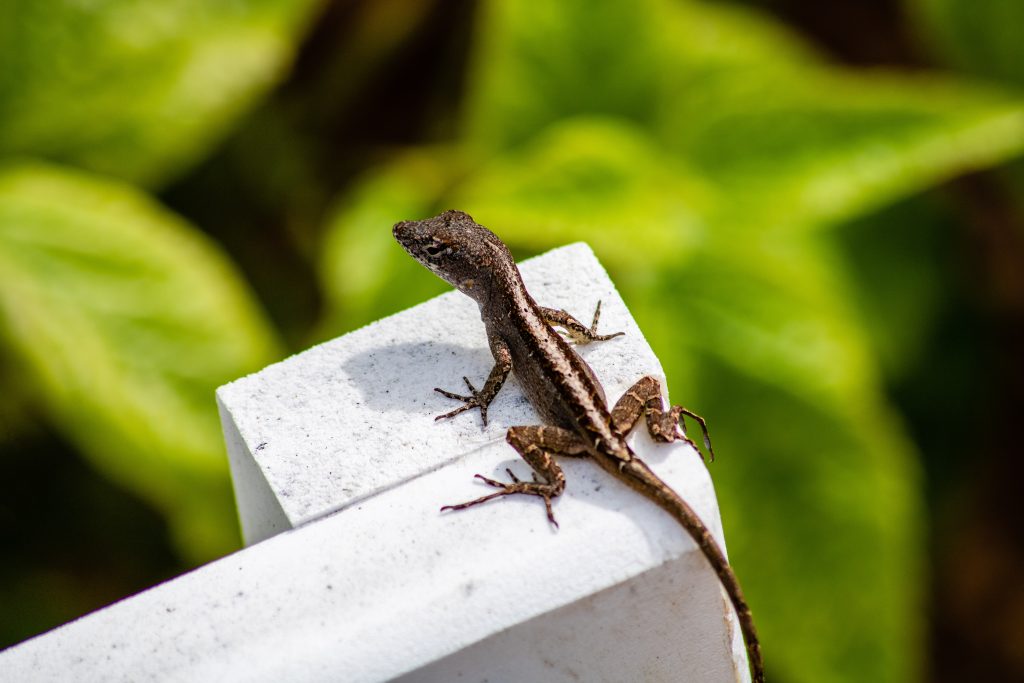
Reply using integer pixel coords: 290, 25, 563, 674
618, 457, 765, 683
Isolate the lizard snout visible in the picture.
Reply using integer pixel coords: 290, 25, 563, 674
392, 220, 413, 243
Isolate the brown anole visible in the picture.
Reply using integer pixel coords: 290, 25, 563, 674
394, 210, 764, 683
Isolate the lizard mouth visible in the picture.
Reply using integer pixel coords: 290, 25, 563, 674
392, 221, 427, 262
392, 220, 413, 246
392, 221, 430, 263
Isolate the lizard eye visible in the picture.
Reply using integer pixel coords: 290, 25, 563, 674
425, 243, 445, 257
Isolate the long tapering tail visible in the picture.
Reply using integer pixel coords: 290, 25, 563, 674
614, 456, 765, 683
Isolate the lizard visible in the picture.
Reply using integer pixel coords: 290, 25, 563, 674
393, 209, 764, 683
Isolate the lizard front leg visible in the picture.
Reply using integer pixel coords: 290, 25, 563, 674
441, 425, 587, 526
539, 300, 624, 344
434, 340, 512, 426
611, 375, 715, 462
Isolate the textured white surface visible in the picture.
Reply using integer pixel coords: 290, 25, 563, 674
0, 243, 748, 682
216, 243, 667, 543
0, 430, 743, 682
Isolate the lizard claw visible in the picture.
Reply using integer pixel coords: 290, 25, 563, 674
668, 406, 715, 463
584, 300, 625, 343
434, 377, 489, 426
440, 470, 561, 527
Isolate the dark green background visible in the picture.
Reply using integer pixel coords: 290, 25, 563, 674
2, 1, 1023, 681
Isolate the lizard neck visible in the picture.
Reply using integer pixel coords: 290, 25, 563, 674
477, 250, 530, 308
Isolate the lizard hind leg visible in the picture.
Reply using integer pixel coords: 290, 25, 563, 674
440, 425, 586, 527
610, 375, 715, 462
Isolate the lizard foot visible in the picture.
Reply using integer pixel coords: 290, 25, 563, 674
586, 300, 626, 342
643, 403, 715, 463
557, 300, 625, 345
440, 468, 561, 527
434, 376, 490, 426
668, 406, 715, 463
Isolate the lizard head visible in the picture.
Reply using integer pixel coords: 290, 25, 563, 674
393, 210, 512, 304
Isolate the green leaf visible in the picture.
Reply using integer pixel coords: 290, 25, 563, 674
0, 162, 281, 560
452, 118, 715, 266
835, 196, 954, 378
0, 0, 319, 187
659, 70, 1024, 234
695, 358, 923, 683
463, 0, 665, 152
907, 0, 1024, 220
462, 0, 817, 153
909, 0, 1024, 90
660, 242, 877, 406
465, 0, 1024, 235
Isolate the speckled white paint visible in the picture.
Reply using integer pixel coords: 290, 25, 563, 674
216, 243, 666, 543
0, 243, 749, 682
0, 430, 746, 682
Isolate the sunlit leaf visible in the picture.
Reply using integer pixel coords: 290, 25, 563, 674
0, 162, 281, 559
660, 243, 875, 404
463, 0, 664, 152
465, 0, 1024, 235
659, 71, 1024, 234
462, 0, 816, 153
452, 118, 714, 266
0, 0, 320, 187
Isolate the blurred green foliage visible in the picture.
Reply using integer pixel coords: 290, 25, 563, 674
0, 0, 319, 186
0, 163, 281, 558
2, 0, 1023, 681
0, 0, 317, 561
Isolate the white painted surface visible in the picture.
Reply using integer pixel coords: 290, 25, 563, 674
216, 243, 666, 544
0, 243, 748, 682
